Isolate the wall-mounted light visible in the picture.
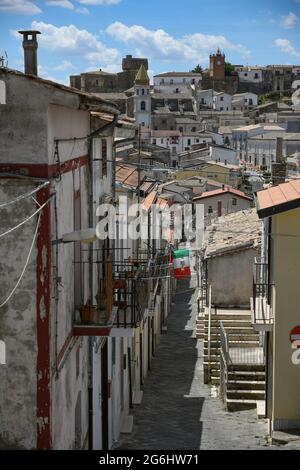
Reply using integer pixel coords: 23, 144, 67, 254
0, 340, 6, 365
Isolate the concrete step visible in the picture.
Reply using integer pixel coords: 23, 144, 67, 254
227, 380, 266, 391
203, 361, 220, 370
226, 399, 258, 412
226, 390, 265, 400
228, 371, 265, 381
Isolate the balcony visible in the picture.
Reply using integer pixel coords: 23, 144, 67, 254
251, 257, 273, 332
73, 259, 150, 337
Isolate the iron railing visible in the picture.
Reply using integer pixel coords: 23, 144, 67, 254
252, 257, 274, 326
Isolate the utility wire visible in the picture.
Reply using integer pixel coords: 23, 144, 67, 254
0, 197, 52, 240
0, 213, 41, 308
0, 182, 50, 209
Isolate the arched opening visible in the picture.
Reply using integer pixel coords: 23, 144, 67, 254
141, 101, 146, 111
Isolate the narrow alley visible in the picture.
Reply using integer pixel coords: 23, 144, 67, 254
118, 279, 270, 450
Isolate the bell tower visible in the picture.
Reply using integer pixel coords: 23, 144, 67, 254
210, 48, 225, 80
133, 65, 151, 128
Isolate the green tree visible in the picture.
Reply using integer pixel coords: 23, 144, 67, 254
190, 64, 203, 74
225, 62, 235, 76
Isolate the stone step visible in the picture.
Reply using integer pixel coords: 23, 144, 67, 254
228, 371, 265, 381
204, 341, 260, 349
203, 361, 220, 370
226, 390, 265, 400
211, 377, 220, 385
226, 399, 258, 412
228, 364, 265, 372
204, 320, 252, 327
204, 313, 252, 321
227, 380, 266, 391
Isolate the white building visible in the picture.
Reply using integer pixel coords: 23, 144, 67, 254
237, 67, 263, 83
154, 72, 202, 94
213, 92, 232, 112
197, 89, 215, 109
232, 92, 258, 110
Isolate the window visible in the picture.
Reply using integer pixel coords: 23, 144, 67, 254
192, 79, 195, 84
102, 139, 107, 176
232, 198, 237, 206
179, 127, 183, 133
136, 89, 139, 95
170, 79, 174, 84
187, 139, 191, 146
142, 89, 145, 95
141, 122, 145, 127
244, 73, 248, 77
141, 101, 146, 111
220, 96, 224, 101
176, 88, 179, 93
208, 206, 213, 214
192, 127, 196, 132
161, 79, 165, 84
162, 119, 166, 125
220, 107, 224, 111
254, 73, 259, 79
161, 139, 164, 144
153, 139, 156, 145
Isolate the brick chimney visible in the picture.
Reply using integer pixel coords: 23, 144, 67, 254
18, 30, 41, 76
271, 137, 286, 186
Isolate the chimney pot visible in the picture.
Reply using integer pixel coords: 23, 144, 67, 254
18, 30, 41, 76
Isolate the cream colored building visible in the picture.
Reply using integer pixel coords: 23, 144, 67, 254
255, 179, 300, 433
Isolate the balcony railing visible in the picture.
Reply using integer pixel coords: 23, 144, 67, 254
251, 257, 273, 329
73, 259, 151, 336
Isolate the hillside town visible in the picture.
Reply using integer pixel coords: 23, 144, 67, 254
1, 26, 300, 453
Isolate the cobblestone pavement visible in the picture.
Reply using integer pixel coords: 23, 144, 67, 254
117, 279, 278, 450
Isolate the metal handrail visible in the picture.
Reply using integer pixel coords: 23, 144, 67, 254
220, 321, 232, 365
207, 285, 212, 365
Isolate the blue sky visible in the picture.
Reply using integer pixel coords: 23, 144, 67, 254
0, 0, 300, 84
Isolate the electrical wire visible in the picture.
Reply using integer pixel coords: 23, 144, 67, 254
0, 212, 41, 308
0, 197, 52, 240
0, 182, 50, 209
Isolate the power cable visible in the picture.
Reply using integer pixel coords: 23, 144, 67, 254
0, 213, 41, 308
0, 197, 52, 240
0, 182, 50, 209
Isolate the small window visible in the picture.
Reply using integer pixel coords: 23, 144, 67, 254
136, 89, 139, 95
220, 96, 224, 101
141, 101, 146, 111
208, 206, 213, 214
187, 139, 191, 146
232, 198, 237, 206
142, 89, 145, 95
170, 79, 174, 84
102, 139, 107, 176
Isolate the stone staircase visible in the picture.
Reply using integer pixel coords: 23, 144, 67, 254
202, 309, 262, 386
225, 364, 266, 412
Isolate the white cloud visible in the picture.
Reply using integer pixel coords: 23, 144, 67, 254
274, 38, 300, 57
23, 21, 121, 67
77, 0, 121, 4
45, 0, 74, 9
280, 12, 298, 29
76, 6, 89, 14
0, 0, 41, 14
106, 22, 251, 63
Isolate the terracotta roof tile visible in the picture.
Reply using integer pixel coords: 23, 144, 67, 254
256, 179, 300, 218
